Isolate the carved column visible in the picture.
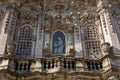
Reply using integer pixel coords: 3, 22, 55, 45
61, 60, 64, 69
54, 61, 56, 68
57, 60, 61, 69
17, 62, 20, 72
26, 63, 28, 71
22, 63, 24, 71
46, 61, 48, 70
66, 61, 68, 70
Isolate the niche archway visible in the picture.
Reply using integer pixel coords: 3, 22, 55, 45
52, 31, 66, 54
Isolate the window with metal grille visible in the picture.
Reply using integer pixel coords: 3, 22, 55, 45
84, 26, 99, 40
15, 25, 33, 58
85, 41, 101, 54
83, 25, 101, 56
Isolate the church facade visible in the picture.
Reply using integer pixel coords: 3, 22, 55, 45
0, 0, 120, 80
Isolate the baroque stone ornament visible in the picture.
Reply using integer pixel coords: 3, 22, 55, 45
0, 0, 120, 80
101, 42, 111, 53
52, 0, 67, 12
6, 43, 15, 55
69, 48, 75, 57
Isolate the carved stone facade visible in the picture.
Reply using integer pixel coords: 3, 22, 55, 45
0, 0, 120, 80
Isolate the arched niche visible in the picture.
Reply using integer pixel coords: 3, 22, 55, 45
52, 31, 66, 55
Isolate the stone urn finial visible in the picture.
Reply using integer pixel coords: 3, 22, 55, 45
6, 43, 15, 55
101, 42, 110, 53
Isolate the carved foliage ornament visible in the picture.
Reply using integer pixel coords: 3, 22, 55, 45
52, 0, 67, 12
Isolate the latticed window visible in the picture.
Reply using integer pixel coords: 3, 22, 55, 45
15, 25, 33, 58
85, 41, 101, 54
84, 26, 99, 40
83, 24, 101, 56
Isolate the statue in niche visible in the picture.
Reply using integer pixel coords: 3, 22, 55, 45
54, 37, 64, 54
52, 31, 65, 54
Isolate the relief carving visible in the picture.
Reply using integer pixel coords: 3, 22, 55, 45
6, 43, 15, 55
69, 48, 75, 56
101, 42, 110, 53
43, 41, 51, 57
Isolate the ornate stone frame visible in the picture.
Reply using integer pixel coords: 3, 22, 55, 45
51, 30, 67, 56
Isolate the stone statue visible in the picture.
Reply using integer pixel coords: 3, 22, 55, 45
7, 43, 15, 55
101, 42, 110, 53
54, 37, 64, 54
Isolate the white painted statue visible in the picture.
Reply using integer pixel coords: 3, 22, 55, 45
54, 37, 64, 54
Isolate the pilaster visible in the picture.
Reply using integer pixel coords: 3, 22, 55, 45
74, 21, 83, 58
34, 15, 44, 58
0, 4, 18, 55
97, 0, 120, 55
0, 4, 18, 71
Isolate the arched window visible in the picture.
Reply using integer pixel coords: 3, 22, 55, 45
83, 24, 101, 56
15, 25, 33, 58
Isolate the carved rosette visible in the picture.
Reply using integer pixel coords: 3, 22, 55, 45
101, 42, 110, 53
6, 43, 15, 55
